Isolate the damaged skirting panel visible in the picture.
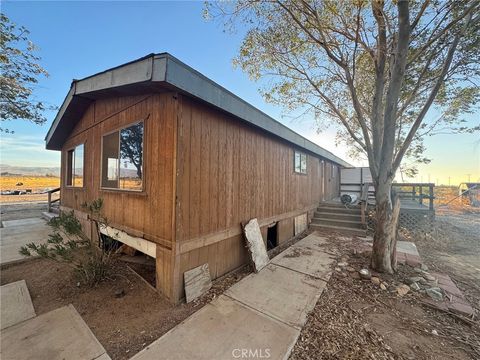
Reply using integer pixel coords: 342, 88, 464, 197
99, 224, 157, 258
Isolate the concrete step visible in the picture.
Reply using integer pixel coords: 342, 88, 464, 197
42, 212, 59, 222
316, 206, 361, 214
311, 218, 363, 229
310, 223, 367, 237
314, 211, 361, 221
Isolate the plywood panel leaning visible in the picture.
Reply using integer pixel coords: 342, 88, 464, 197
243, 218, 270, 272
184, 264, 212, 303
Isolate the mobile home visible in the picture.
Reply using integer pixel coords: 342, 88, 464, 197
45, 53, 349, 303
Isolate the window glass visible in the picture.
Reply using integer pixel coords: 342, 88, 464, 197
66, 150, 74, 186
74, 144, 84, 187
66, 144, 84, 187
101, 121, 143, 190
119, 122, 143, 190
102, 132, 119, 188
294, 151, 307, 174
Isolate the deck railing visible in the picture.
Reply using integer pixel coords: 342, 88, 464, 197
47, 187, 61, 212
392, 183, 435, 210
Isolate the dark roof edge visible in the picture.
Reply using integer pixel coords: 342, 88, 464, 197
46, 53, 351, 167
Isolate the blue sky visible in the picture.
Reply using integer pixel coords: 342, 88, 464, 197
1, 1, 479, 185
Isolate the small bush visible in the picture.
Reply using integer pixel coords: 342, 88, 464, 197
20, 199, 115, 287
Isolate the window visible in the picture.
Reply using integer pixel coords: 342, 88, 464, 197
294, 151, 307, 174
66, 144, 84, 187
101, 121, 144, 191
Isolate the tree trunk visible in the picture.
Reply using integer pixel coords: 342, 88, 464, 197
371, 182, 401, 273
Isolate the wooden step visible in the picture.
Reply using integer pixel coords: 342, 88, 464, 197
316, 206, 361, 214
310, 223, 367, 237
314, 211, 362, 221
311, 218, 363, 229
319, 202, 361, 209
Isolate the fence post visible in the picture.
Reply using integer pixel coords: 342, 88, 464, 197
419, 186, 423, 205
429, 184, 434, 210
47, 191, 52, 212
412, 186, 415, 201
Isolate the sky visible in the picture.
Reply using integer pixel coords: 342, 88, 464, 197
1, 0, 479, 185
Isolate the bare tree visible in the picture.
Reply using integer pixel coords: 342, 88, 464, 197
207, 0, 480, 273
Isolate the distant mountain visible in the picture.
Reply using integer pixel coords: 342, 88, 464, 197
0, 164, 60, 177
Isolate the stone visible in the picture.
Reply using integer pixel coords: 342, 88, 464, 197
406, 276, 424, 285
410, 282, 421, 291
431, 329, 438, 336
380, 283, 387, 290
421, 264, 429, 271
350, 271, 361, 280
371, 277, 381, 286
396, 284, 410, 296
426, 288, 443, 301
337, 262, 348, 268
335, 267, 342, 272
359, 269, 371, 280
346, 266, 356, 273
423, 273, 436, 282
114, 289, 125, 298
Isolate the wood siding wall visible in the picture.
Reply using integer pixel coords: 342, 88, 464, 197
172, 95, 340, 300
60, 93, 177, 248
59, 91, 341, 303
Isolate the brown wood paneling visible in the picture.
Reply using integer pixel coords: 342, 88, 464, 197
60, 93, 177, 246
174, 95, 340, 298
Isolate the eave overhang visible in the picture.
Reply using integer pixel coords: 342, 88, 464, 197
45, 53, 351, 167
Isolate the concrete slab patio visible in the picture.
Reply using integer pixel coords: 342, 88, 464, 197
1, 304, 110, 360
0, 280, 36, 330
130, 232, 334, 360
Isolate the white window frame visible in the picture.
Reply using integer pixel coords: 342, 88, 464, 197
294, 150, 307, 174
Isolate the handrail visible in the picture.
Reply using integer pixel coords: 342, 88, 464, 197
47, 187, 61, 212
360, 182, 370, 227
392, 183, 434, 210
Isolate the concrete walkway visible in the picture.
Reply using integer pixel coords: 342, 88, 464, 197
0, 217, 51, 265
131, 232, 335, 360
0, 281, 110, 360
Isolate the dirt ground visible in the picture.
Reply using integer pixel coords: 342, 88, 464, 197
1, 199, 478, 359
0, 176, 60, 203
0, 258, 250, 360
290, 205, 480, 360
